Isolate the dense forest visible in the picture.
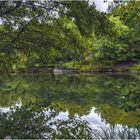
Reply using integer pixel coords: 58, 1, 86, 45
0, 0, 140, 73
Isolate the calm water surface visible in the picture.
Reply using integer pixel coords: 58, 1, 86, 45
0, 73, 140, 139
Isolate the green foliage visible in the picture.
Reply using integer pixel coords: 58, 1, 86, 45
111, 1, 140, 61
0, 1, 140, 71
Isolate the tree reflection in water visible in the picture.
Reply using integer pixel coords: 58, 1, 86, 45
0, 73, 140, 139
0, 105, 92, 139
0, 102, 139, 139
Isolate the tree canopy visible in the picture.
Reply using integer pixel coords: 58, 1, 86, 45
0, 0, 140, 72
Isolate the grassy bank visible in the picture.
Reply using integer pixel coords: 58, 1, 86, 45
59, 61, 140, 73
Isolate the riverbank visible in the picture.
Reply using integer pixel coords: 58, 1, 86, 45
15, 62, 140, 74
58, 61, 139, 73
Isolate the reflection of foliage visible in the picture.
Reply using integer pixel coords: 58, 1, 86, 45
52, 118, 92, 139
120, 80, 140, 133
92, 125, 140, 139
98, 104, 139, 127
0, 106, 92, 139
0, 73, 140, 138
0, 73, 128, 113
0, 106, 55, 139
121, 82, 140, 112
0, 105, 139, 139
